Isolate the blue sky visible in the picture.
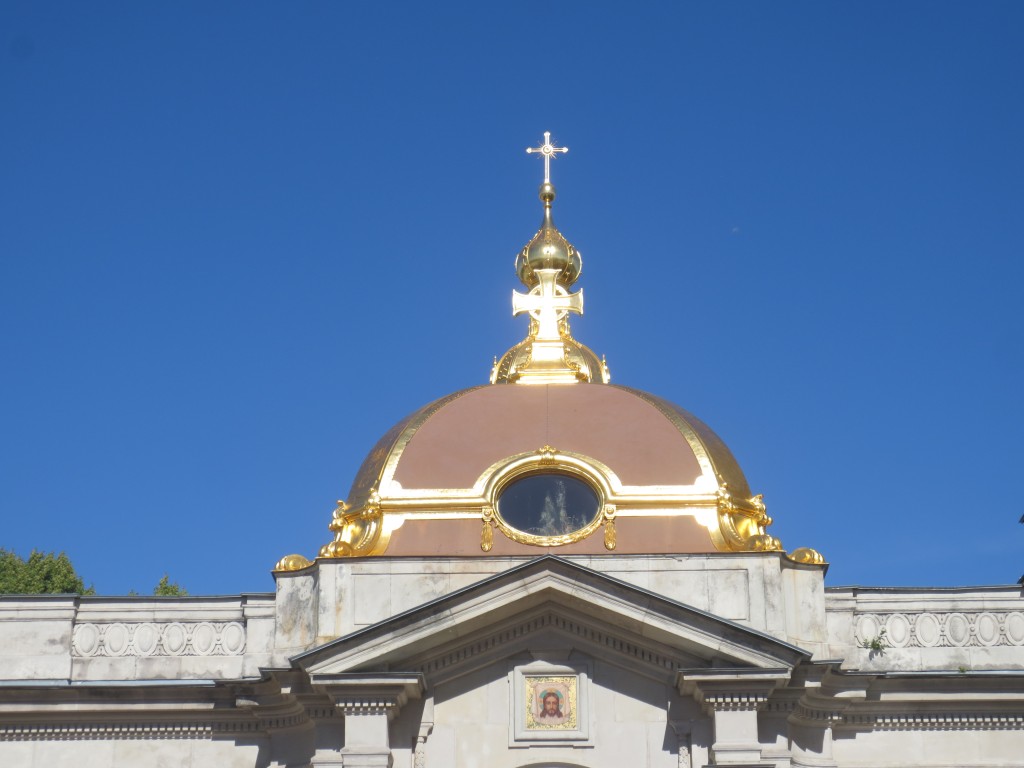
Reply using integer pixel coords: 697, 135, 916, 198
1, 2, 1021, 595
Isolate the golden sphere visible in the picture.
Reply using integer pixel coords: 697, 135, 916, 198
273, 553, 312, 572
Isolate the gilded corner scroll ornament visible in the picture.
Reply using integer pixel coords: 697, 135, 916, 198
318, 492, 386, 558
274, 493, 381, 568
716, 483, 782, 553
713, 483, 825, 564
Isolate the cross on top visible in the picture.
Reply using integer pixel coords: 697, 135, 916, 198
526, 131, 568, 183
512, 270, 583, 342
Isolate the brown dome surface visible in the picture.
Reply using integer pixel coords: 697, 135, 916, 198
312, 383, 774, 559
368, 384, 749, 496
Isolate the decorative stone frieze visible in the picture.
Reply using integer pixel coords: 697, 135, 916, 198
855, 611, 1024, 649
72, 621, 246, 657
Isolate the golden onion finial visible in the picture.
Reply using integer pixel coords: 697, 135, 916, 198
493, 132, 609, 385
517, 132, 581, 288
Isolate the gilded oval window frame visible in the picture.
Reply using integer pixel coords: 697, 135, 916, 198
486, 452, 610, 547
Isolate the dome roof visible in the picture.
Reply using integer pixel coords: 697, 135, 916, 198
353, 384, 747, 502
295, 383, 812, 561
273, 133, 823, 572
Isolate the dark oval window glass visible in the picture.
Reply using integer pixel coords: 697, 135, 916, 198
497, 473, 600, 537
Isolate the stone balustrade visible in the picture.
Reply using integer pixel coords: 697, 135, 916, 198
0, 594, 277, 681
825, 585, 1024, 671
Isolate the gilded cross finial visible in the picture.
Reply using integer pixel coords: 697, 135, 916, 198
513, 270, 583, 343
526, 131, 568, 183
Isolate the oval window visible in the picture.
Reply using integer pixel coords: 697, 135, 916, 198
496, 473, 601, 537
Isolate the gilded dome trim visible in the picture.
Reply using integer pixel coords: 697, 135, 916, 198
296, 383, 824, 565
611, 385, 751, 498
346, 386, 488, 513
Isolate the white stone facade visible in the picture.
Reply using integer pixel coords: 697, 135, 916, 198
1, 554, 1022, 767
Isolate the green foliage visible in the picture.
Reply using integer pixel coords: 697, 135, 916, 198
857, 627, 889, 652
152, 574, 188, 596
0, 548, 94, 595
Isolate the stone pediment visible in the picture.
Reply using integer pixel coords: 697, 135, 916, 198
293, 556, 808, 683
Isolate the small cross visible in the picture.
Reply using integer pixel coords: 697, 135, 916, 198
526, 131, 568, 183
512, 269, 583, 342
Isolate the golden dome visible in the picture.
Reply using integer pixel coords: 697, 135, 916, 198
297, 384, 818, 562
273, 132, 823, 571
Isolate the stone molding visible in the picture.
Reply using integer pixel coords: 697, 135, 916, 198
0, 722, 215, 741
678, 670, 790, 716
839, 711, 1024, 731
1, 696, 331, 741
312, 675, 424, 723
0, 716, 276, 741
72, 621, 246, 657
418, 611, 682, 677
791, 703, 845, 726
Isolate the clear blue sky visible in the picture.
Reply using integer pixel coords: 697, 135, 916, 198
2, 2, 1021, 595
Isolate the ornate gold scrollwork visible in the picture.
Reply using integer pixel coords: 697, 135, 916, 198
712, 483, 825, 564
603, 505, 617, 550
538, 445, 558, 464
481, 507, 495, 552
316, 492, 386, 559
716, 483, 783, 553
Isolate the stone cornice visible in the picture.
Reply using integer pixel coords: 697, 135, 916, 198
678, 669, 790, 714
838, 711, 1024, 731
0, 677, 334, 742
311, 674, 424, 721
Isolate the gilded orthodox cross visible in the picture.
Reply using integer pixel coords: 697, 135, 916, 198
526, 132, 568, 183
513, 269, 583, 342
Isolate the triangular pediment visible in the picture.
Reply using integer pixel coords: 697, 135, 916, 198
293, 557, 808, 683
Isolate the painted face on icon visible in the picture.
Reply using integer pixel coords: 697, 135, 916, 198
542, 693, 561, 716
